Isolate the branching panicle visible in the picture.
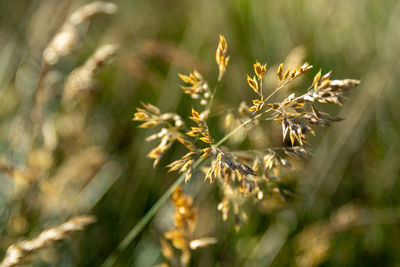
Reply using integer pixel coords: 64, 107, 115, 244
133, 35, 360, 230
179, 71, 211, 107
187, 109, 214, 144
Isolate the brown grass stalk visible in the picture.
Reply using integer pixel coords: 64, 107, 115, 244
0, 216, 96, 267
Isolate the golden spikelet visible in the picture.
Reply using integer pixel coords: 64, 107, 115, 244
187, 108, 214, 144
216, 35, 230, 81
253, 62, 267, 80
247, 75, 259, 95
277, 63, 284, 82
161, 187, 216, 266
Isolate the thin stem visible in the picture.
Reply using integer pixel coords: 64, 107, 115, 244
215, 108, 272, 147
215, 118, 251, 147
101, 96, 274, 266
101, 157, 205, 267
208, 107, 236, 118
206, 83, 218, 114
263, 78, 293, 104
229, 145, 306, 153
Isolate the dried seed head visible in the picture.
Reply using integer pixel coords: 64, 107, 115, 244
68, 1, 118, 26
190, 108, 200, 122
313, 69, 322, 90
178, 73, 193, 84
148, 130, 180, 167
133, 103, 186, 166
253, 62, 267, 80
247, 75, 259, 95
43, 25, 80, 65
284, 69, 290, 80
161, 186, 215, 266
216, 35, 229, 81
177, 137, 197, 152
277, 63, 284, 81
164, 186, 197, 265
205, 151, 255, 185
63, 44, 119, 102
320, 71, 332, 82
277, 62, 313, 85
43, 2, 117, 65
330, 79, 360, 90
201, 147, 213, 158
0, 216, 95, 267
299, 62, 312, 73
134, 33, 360, 233
187, 108, 214, 144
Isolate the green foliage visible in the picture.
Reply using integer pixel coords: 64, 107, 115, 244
0, 0, 399, 266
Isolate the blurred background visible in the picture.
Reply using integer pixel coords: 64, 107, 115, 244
0, 0, 399, 266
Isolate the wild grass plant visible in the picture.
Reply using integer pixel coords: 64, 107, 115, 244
0, 1, 118, 266
0, 0, 400, 266
125, 35, 359, 267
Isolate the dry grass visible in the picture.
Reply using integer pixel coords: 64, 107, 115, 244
0, 0, 399, 266
0, 216, 95, 267
133, 35, 359, 236
0, 1, 117, 265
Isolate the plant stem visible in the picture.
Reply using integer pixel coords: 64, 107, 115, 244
206, 83, 218, 115
101, 157, 205, 267
100, 126, 238, 266
101, 104, 275, 266
215, 108, 272, 147
263, 78, 292, 104
101, 95, 273, 266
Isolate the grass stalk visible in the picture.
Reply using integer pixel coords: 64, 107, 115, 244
102, 96, 276, 266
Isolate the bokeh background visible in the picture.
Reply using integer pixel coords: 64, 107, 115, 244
0, 0, 399, 266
